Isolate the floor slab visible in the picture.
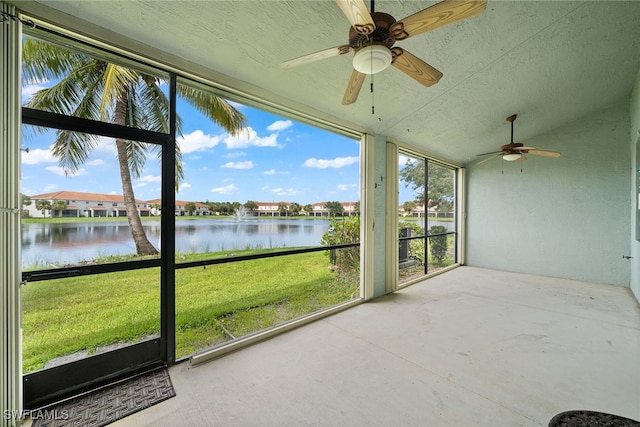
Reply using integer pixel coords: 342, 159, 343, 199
111, 267, 640, 426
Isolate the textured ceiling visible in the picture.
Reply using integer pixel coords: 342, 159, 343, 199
18, 0, 640, 164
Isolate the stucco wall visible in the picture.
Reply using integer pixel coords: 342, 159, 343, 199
372, 134, 387, 297
630, 70, 640, 301
466, 103, 630, 286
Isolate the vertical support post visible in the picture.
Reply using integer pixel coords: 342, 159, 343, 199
385, 141, 398, 293
424, 160, 429, 275
160, 74, 176, 365
0, 3, 23, 425
360, 134, 374, 299
361, 134, 388, 298
457, 167, 466, 265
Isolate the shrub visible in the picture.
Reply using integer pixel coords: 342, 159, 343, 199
399, 221, 425, 264
429, 225, 448, 266
321, 216, 360, 272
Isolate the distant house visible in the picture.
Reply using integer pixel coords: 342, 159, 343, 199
26, 191, 150, 218
253, 201, 291, 217
310, 202, 358, 217
399, 203, 427, 217
146, 199, 211, 216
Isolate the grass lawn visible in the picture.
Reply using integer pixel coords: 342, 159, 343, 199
22, 249, 358, 372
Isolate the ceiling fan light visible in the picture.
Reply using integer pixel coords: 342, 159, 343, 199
502, 153, 522, 161
353, 45, 392, 75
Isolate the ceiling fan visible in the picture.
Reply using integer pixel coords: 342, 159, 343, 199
281, 0, 487, 105
476, 115, 561, 164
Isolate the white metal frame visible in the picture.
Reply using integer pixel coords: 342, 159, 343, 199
1, 2, 23, 425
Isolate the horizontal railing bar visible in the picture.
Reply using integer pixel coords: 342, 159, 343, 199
22, 107, 172, 145
23, 258, 162, 282
21, 243, 360, 282
175, 243, 359, 270
399, 232, 456, 242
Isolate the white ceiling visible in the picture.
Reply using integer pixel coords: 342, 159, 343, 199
18, 0, 640, 164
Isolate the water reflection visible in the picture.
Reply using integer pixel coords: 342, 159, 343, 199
21, 219, 331, 267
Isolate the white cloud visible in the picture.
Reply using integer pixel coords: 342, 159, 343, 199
303, 156, 359, 169
94, 136, 117, 154
221, 161, 254, 169
45, 165, 86, 176
178, 129, 222, 154
42, 184, 57, 193
337, 184, 356, 191
264, 169, 276, 175
271, 187, 301, 196
223, 127, 279, 149
211, 183, 238, 194
87, 159, 104, 166
180, 182, 192, 191
228, 101, 245, 110
137, 174, 161, 183
267, 120, 293, 132
21, 82, 48, 103
21, 147, 56, 165
223, 151, 247, 159
399, 154, 418, 168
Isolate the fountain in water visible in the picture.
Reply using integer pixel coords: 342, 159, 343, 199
234, 206, 248, 221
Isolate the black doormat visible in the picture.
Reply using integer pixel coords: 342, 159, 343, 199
32, 368, 176, 427
549, 410, 640, 427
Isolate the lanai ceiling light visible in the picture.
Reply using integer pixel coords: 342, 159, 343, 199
352, 44, 392, 74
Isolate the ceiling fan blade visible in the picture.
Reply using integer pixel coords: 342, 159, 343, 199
476, 150, 503, 157
342, 69, 366, 105
281, 45, 353, 69
477, 153, 501, 165
390, 0, 487, 41
516, 154, 527, 162
391, 48, 442, 87
335, 0, 375, 35
528, 149, 561, 158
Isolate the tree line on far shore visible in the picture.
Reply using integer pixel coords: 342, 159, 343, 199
21, 194, 357, 218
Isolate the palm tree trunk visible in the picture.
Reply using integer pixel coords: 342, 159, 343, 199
115, 92, 158, 256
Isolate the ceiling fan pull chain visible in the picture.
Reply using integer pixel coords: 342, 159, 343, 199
371, 74, 375, 114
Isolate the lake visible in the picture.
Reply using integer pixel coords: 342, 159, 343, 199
21, 218, 454, 267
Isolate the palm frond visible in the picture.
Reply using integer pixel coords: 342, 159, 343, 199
51, 130, 99, 174
176, 84, 246, 134
137, 76, 171, 133
148, 143, 184, 190
101, 64, 138, 122
124, 139, 151, 179
26, 61, 106, 118
22, 38, 88, 83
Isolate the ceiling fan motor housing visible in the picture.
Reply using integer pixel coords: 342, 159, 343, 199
501, 142, 525, 152
349, 12, 397, 50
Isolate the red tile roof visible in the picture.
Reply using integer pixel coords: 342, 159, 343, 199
30, 191, 147, 204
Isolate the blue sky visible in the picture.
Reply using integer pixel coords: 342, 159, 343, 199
20, 83, 364, 205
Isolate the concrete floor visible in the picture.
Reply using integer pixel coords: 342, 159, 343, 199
113, 267, 640, 426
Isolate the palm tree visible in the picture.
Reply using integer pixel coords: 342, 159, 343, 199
52, 200, 68, 217
22, 38, 245, 255
324, 201, 344, 217
35, 199, 51, 218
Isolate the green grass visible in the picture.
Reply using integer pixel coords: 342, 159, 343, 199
22, 249, 358, 372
